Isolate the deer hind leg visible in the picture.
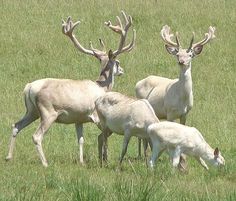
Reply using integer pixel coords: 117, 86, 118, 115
6, 109, 39, 161
32, 112, 58, 167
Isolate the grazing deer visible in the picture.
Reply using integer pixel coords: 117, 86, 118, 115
6, 11, 136, 167
148, 122, 225, 170
95, 92, 160, 168
135, 25, 216, 159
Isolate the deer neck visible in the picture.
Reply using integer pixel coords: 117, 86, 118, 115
96, 62, 114, 92
178, 63, 193, 96
197, 143, 215, 165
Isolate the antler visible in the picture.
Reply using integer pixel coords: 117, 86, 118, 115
62, 16, 106, 58
161, 25, 181, 47
190, 26, 216, 49
105, 10, 136, 57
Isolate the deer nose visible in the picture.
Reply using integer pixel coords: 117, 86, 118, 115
179, 59, 184, 65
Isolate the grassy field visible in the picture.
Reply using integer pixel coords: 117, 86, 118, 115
0, 0, 236, 200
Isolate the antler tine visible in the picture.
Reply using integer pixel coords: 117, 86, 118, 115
62, 16, 81, 36
105, 19, 122, 34
121, 10, 132, 31
161, 25, 179, 47
175, 32, 181, 47
89, 39, 106, 53
187, 32, 195, 52
99, 38, 106, 52
192, 26, 216, 48
114, 28, 136, 54
62, 16, 99, 57
105, 11, 135, 57
121, 10, 129, 25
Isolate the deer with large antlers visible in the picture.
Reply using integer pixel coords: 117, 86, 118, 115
6, 11, 136, 167
135, 25, 215, 162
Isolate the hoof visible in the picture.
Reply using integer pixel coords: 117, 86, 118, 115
42, 162, 49, 168
5, 156, 12, 161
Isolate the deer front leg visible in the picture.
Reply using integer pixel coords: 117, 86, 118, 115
75, 123, 84, 164
149, 140, 162, 169
179, 115, 189, 171
195, 156, 209, 170
169, 146, 181, 168
180, 114, 187, 125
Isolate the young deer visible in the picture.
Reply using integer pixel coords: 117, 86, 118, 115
95, 92, 160, 168
135, 25, 215, 159
6, 11, 136, 167
148, 122, 225, 170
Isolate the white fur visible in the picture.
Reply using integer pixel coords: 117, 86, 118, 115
135, 53, 193, 124
135, 26, 215, 157
95, 91, 159, 166
147, 122, 225, 170
6, 53, 123, 167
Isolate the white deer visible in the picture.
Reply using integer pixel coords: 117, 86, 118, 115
5, 11, 136, 167
135, 25, 216, 158
147, 121, 225, 170
95, 91, 160, 168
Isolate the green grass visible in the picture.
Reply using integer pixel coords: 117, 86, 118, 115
0, 0, 236, 200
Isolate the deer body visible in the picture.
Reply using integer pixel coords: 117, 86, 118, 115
6, 11, 136, 167
25, 78, 105, 124
136, 66, 193, 123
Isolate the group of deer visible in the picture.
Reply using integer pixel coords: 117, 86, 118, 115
6, 11, 225, 171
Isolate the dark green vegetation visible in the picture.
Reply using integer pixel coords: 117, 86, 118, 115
0, 0, 235, 200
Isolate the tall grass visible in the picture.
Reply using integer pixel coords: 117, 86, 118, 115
0, 0, 235, 200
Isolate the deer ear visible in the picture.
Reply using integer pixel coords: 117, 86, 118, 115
193, 45, 203, 55
214, 147, 219, 157
165, 44, 178, 55
108, 49, 116, 60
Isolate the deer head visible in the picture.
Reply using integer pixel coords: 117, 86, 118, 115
213, 147, 225, 166
161, 25, 216, 67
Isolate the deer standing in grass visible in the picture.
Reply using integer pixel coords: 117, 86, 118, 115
95, 91, 160, 168
135, 25, 216, 160
6, 11, 136, 167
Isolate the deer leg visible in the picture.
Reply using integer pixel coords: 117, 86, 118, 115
195, 156, 209, 170
98, 133, 103, 166
6, 112, 39, 161
32, 113, 58, 167
179, 115, 188, 171
75, 123, 84, 164
149, 141, 161, 169
102, 131, 112, 162
98, 130, 112, 167
169, 147, 181, 168
180, 115, 186, 125
119, 131, 131, 167
137, 138, 142, 158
